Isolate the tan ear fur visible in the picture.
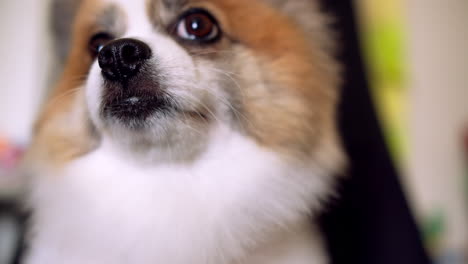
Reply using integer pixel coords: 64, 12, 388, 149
26, 0, 103, 168
263, 0, 337, 55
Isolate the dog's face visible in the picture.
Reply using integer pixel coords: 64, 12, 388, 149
38, 0, 341, 164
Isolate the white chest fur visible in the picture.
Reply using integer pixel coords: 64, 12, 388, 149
25, 128, 329, 264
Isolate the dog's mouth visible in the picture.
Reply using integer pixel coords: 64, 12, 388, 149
103, 94, 171, 121
101, 93, 208, 129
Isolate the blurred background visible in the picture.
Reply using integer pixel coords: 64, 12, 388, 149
355, 0, 468, 263
0, 0, 467, 263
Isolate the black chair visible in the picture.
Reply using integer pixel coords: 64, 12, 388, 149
0, 201, 23, 264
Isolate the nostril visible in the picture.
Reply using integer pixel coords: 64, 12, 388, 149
121, 45, 138, 64
119, 40, 151, 65
98, 48, 115, 68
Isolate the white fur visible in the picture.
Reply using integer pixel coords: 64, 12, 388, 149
25, 125, 330, 264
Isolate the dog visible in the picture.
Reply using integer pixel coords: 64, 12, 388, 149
22, 0, 344, 263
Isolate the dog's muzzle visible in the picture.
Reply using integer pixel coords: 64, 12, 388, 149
97, 38, 173, 128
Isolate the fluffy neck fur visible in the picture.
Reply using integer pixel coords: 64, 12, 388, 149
25, 124, 333, 264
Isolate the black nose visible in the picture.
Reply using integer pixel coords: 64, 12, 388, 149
98, 38, 151, 82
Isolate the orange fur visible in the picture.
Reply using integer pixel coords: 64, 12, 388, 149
187, 0, 340, 158
28, 0, 106, 167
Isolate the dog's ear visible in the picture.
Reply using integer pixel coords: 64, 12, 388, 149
263, 0, 320, 12
264, 0, 336, 54
50, 0, 83, 64
264, 0, 327, 26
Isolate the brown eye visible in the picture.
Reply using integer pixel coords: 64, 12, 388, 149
176, 9, 220, 43
88, 32, 114, 57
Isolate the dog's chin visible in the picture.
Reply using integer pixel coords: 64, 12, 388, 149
102, 95, 175, 130
96, 95, 212, 162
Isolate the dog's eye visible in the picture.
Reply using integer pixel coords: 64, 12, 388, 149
89, 32, 114, 57
176, 9, 220, 43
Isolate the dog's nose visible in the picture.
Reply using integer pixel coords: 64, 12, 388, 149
98, 38, 151, 81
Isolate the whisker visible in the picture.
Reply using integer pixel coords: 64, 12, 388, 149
44, 87, 82, 110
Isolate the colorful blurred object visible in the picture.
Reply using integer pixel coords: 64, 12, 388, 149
356, 0, 408, 165
464, 124, 468, 208
0, 135, 25, 199
464, 125, 468, 161
356, 0, 468, 262
0, 137, 23, 171
0, 142, 22, 171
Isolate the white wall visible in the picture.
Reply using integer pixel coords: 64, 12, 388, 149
0, 3, 52, 261
406, 0, 468, 257
0, 0, 53, 143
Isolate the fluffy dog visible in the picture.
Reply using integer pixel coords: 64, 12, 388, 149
23, 0, 344, 263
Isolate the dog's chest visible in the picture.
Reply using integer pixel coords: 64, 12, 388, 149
28, 154, 186, 263
25, 133, 321, 264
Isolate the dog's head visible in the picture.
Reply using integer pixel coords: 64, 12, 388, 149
37, 0, 342, 165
